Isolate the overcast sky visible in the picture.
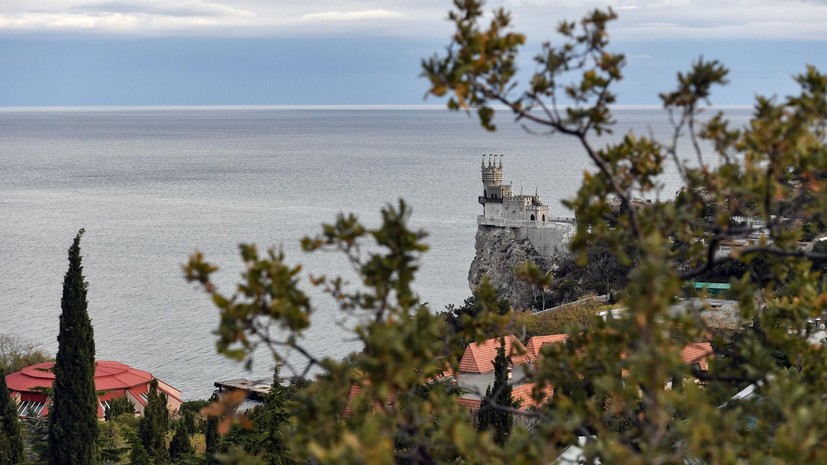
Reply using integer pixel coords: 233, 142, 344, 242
1, 0, 825, 105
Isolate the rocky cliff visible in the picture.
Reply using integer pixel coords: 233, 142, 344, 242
468, 225, 560, 310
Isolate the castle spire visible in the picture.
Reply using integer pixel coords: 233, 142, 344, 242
481, 154, 485, 167
499, 154, 503, 167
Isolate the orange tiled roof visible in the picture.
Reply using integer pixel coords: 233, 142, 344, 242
458, 336, 531, 374
343, 382, 398, 418
511, 383, 553, 410
456, 397, 482, 411
681, 342, 714, 371
525, 334, 568, 358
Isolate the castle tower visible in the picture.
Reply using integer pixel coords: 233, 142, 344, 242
481, 154, 503, 189
480, 154, 510, 202
479, 154, 512, 219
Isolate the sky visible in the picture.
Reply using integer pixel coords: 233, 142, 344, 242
1, 0, 825, 106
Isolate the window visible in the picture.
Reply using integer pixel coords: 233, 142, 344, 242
17, 400, 46, 417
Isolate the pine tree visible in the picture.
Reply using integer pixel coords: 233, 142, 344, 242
476, 340, 515, 445
139, 379, 170, 464
253, 364, 295, 465
48, 229, 98, 465
0, 370, 25, 465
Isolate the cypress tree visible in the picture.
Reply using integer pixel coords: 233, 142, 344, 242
139, 379, 170, 463
168, 419, 193, 462
181, 409, 196, 437
48, 229, 98, 465
203, 393, 220, 460
476, 340, 515, 445
1, 370, 25, 465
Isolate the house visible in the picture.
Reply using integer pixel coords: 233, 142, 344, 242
525, 334, 568, 359
5, 360, 182, 418
458, 335, 532, 374
680, 342, 714, 372
343, 335, 715, 421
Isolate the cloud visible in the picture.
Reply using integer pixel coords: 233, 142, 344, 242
0, 0, 255, 33
67, 1, 250, 18
508, 0, 827, 41
301, 10, 405, 22
614, 20, 827, 40
0, 0, 825, 40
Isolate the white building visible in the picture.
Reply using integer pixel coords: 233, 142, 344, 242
478, 154, 550, 223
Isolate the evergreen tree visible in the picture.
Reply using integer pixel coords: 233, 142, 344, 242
476, 340, 515, 445
181, 409, 196, 437
139, 379, 170, 464
48, 229, 98, 465
252, 364, 295, 465
129, 440, 152, 465
0, 370, 25, 465
96, 418, 130, 465
105, 396, 135, 421
168, 419, 193, 462
203, 394, 220, 462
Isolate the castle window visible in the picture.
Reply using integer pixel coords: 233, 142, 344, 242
542, 215, 546, 221
530, 214, 535, 221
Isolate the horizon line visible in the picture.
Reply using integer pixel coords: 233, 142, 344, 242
0, 104, 755, 112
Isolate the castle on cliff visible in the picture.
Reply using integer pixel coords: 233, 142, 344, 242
478, 154, 550, 223
476, 154, 573, 258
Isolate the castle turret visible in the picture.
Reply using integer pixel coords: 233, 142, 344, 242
480, 154, 512, 209
481, 154, 503, 188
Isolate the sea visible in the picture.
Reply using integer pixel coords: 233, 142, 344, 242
0, 106, 751, 399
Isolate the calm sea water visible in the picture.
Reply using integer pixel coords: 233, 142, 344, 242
0, 106, 750, 399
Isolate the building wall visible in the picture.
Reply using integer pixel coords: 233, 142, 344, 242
477, 216, 574, 259
525, 224, 572, 257
125, 389, 145, 415
484, 202, 505, 219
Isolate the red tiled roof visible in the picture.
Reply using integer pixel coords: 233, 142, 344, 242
5, 360, 180, 418
342, 382, 397, 418
6, 361, 154, 393
343, 384, 361, 418
456, 397, 481, 411
681, 342, 714, 371
458, 336, 531, 374
511, 383, 553, 410
525, 334, 568, 358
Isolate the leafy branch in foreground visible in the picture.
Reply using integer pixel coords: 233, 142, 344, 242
185, 200, 513, 464
185, 1, 827, 463
423, 1, 827, 463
